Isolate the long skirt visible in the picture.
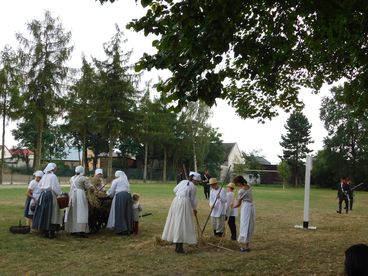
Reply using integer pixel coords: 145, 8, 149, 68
161, 196, 197, 244
24, 196, 32, 219
64, 189, 89, 233
107, 191, 133, 234
238, 202, 255, 244
32, 191, 62, 231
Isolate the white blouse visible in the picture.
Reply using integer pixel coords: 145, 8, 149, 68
39, 172, 62, 196
209, 187, 227, 217
173, 180, 198, 210
107, 177, 130, 197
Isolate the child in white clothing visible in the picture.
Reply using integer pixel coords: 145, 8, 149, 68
132, 193, 142, 234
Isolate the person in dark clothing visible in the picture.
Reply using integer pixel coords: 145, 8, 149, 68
346, 177, 354, 211
176, 170, 185, 184
337, 177, 350, 214
344, 244, 368, 276
202, 169, 211, 199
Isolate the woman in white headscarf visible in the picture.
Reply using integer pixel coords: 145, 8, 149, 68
106, 170, 133, 235
91, 168, 105, 191
24, 170, 43, 227
161, 171, 201, 253
64, 166, 94, 237
32, 163, 63, 238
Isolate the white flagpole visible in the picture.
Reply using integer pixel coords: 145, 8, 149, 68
303, 155, 312, 228
295, 155, 316, 230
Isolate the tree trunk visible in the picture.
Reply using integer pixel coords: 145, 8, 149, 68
0, 98, 6, 184
33, 121, 43, 170
143, 142, 148, 183
163, 145, 167, 182
192, 137, 197, 172
93, 155, 98, 172
82, 134, 88, 173
25, 155, 30, 173
107, 138, 113, 183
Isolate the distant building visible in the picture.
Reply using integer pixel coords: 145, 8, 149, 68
220, 142, 244, 181
9, 148, 34, 168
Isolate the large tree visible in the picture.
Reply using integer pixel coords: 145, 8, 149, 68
66, 57, 98, 171
316, 85, 368, 185
93, 25, 140, 182
0, 46, 22, 183
16, 10, 73, 169
99, 0, 367, 120
280, 111, 313, 186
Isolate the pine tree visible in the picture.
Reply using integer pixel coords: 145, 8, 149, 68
280, 111, 313, 186
0, 46, 22, 184
16, 11, 73, 169
93, 25, 139, 182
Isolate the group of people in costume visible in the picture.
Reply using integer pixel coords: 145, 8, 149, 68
24, 163, 142, 238
336, 177, 354, 214
162, 172, 256, 253
25, 163, 255, 253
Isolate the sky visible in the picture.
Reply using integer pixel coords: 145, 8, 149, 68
0, 0, 334, 164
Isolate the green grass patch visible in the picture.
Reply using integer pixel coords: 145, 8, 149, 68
0, 182, 366, 275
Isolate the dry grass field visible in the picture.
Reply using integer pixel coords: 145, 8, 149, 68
1, 182, 367, 275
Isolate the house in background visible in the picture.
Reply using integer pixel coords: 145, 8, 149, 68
220, 142, 244, 181
220, 143, 281, 184
9, 148, 34, 168
53, 147, 95, 171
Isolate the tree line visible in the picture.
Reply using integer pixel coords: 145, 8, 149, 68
0, 11, 224, 183
278, 85, 368, 189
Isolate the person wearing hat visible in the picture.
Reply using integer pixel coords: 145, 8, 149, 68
24, 170, 44, 227
64, 166, 94, 237
209, 177, 227, 237
225, 182, 238, 240
91, 168, 105, 192
107, 170, 133, 235
32, 163, 63, 239
161, 171, 201, 253
233, 175, 255, 252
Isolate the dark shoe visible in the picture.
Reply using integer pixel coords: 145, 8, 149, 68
336, 210, 341, 214
175, 243, 185, 254
231, 236, 237, 241
240, 248, 250, 252
117, 231, 129, 236
48, 231, 56, 239
78, 232, 88, 238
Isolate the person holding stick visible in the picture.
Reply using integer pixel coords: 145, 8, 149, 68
337, 177, 349, 214
346, 177, 354, 211
161, 171, 201, 254
209, 178, 227, 237
233, 175, 255, 252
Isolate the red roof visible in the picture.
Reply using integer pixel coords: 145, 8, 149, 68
10, 148, 34, 156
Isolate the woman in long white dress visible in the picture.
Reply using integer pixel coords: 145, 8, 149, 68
161, 171, 201, 253
233, 175, 255, 252
64, 166, 94, 237
107, 170, 133, 235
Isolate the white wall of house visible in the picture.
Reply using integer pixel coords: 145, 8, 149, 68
220, 143, 244, 181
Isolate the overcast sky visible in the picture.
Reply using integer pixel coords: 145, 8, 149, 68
0, 0, 333, 164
